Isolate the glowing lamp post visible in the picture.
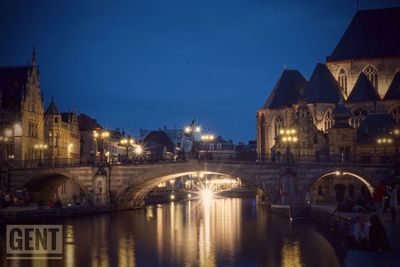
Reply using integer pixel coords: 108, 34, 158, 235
184, 121, 201, 154
93, 130, 110, 166
200, 134, 215, 160
279, 128, 298, 162
377, 136, 393, 162
120, 137, 135, 163
34, 143, 48, 166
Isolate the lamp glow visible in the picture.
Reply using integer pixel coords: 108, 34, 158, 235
200, 189, 213, 202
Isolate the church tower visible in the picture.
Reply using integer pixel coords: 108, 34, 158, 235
45, 97, 62, 161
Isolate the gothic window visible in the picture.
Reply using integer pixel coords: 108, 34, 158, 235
391, 106, 400, 125
274, 115, 284, 138
350, 108, 368, 128
323, 110, 334, 132
338, 68, 348, 96
363, 65, 378, 90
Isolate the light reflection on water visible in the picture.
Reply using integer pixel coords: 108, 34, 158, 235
0, 198, 340, 267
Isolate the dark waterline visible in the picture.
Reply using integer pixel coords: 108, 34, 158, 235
1, 198, 341, 267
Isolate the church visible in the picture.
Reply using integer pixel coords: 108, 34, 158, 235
257, 7, 400, 164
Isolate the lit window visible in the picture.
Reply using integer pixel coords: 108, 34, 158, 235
363, 65, 378, 90
274, 115, 284, 138
391, 106, 400, 125
338, 68, 348, 96
350, 108, 368, 128
323, 110, 334, 132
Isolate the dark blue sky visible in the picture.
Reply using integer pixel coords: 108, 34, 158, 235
0, 0, 398, 142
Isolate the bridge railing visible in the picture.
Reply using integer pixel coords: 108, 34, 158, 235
1, 153, 396, 170
1, 158, 90, 169
0, 158, 190, 170
197, 153, 396, 166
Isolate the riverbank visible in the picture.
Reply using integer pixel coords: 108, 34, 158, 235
270, 204, 400, 266
0, 205, 116, 224
311, 205, 400, 267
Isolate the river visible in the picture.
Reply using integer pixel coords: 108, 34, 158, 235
1, 198, 341, 267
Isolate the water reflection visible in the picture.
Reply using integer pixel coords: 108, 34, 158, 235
281, 239, 303, 267
0, 198, 340, 267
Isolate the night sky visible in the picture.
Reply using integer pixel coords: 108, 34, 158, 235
0, 0, 399, 142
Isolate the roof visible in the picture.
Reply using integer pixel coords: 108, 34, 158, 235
357, 114, 395, 143
332, 102, 352, 119
143, 131, 175, 152
0, 66, 30, 111
302, 63, 342, 103
332, 102, 353, 129
328, 7, 400, 61
45, 99, 60, 116
384, 72, 400, 100
263, 69, 307, 109
347, 73, 380, 102
78, 113, 103, 131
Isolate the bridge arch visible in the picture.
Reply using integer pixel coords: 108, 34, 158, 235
23, 171, 88, 204
305, 169, 375, 204
115, 169, 265, 209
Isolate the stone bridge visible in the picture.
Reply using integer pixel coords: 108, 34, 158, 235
7, 160, 393, 209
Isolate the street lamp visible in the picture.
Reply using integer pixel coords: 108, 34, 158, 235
279, 128, 298, 162
200, 134, 215, 160
34, 143, 48, 166
183, 121, 201, 155
377, 136, 393, 163
134, 144, 143, 155
120, 137, 135, 163
93, 130, 110, 166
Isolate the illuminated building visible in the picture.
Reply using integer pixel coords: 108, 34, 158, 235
257, 8, 400, 161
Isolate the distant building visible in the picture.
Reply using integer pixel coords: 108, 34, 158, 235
142, 131, 177, 161
78, 113, 103, 164
44, 98, 80, 162
140, 126, 192, 152
105, 129, 126, 164
0, 48, 45, 162
78, 114, 128, 164
196, 136, 238, 160
235, 140, 257, 161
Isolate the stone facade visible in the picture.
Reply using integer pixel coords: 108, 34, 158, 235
44, 99, 80, 161
257, 8, 400, 160
0, 49, 45, 162
326, 57, 400, 99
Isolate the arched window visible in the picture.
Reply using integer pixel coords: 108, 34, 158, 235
338, 68, 348, 96
323, 110, 334, 132
274, 115, 284, 138
350, 108, 368, 128
363, 65, 378, 90
391, 106, 400, 125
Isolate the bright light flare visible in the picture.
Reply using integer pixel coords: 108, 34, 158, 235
135, 145, 143, 155
200, 189, 213, 203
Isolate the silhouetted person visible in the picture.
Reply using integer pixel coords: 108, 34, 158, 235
373, 180, 385, 214
387, 185, 398, 222
369, 214, 389, 251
